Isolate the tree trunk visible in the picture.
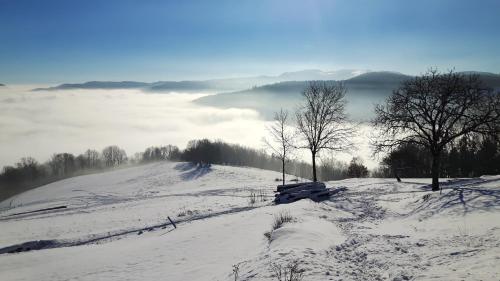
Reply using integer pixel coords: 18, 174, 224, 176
282, 158, 285, 186
431, 153, 440, 191
394, 168, 401, 182
312, 152, 317, 182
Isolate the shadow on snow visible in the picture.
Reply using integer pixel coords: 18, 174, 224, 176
174, 162, 212, 181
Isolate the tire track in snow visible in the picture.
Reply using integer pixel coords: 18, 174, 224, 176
0, 202, 272, 255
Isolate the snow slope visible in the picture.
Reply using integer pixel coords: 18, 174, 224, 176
0, 162, 499, 281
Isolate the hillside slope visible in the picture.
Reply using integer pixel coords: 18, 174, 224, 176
195, 71, 500, 120
0, 162, 499, 281
194, 72, 412, 120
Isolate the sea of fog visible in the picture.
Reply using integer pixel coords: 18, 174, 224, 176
0, 86, 377, 169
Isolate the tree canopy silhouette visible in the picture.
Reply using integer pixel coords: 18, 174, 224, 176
373, 69, 500, 191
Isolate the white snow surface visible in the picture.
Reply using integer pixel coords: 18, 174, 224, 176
0, 162, 499, 281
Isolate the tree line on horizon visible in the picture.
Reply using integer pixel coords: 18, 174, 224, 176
375, 135, 500, 178
0, 140, 363, 201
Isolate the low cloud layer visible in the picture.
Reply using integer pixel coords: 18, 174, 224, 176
0, 87, 376, 169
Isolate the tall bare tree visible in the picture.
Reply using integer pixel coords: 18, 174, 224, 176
83, 149, 101, 169
264, 109, 295, 185
102, 145, 127, 167
296, 81, 355, 182
373, 69, 500, 191
49, 153, 76, 177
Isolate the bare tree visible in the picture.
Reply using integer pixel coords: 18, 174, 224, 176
264, 109, 295, 185
347, 157, 369, 178
373, 69, 500, 191
296, 81, 355, 182
16, 157, 42, 181
102, 145, 127, 167
83, 149, 101, 169
49, 153, 76, 177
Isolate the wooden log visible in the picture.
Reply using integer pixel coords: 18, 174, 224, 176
275, 188, 325, 203
277, 182, 326, 195
276, 182, 324, 193
275, 186, 347, 204
276, 183, 307, 192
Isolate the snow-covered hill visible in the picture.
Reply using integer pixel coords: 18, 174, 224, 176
0, 162, 499, 281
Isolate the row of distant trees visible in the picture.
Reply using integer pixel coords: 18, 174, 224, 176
375, 135, 500, 178
1, 144, 186, 180
0, 139, 368, 201
0, 146, 127, 201
182, 138, 366, 180
264, 69, 500, 191
0, 145, 184, 201
1, 146, 127, 184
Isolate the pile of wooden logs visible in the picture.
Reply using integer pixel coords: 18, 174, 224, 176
274, 182, 333, 204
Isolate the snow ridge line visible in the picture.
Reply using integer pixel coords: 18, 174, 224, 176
0, 203, 272, 255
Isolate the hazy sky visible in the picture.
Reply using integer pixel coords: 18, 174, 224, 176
1, 0, 500, 83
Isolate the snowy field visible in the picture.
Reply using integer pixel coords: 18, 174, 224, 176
0, 161, 499, 281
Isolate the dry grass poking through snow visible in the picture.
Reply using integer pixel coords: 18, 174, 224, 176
248, 189, 267, 206
270, 259, 304, 281
264, 211, 295, 241
248, 191, 257, 206
272, 211, 294, 230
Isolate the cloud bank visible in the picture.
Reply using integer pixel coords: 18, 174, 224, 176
0, 87, 376, 169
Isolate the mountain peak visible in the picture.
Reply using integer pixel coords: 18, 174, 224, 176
346, 71, 411, 83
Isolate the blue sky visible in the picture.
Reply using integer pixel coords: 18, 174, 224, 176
1, 0, 499, 83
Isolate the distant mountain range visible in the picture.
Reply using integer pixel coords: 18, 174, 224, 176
30, 70, 500, 121
32, 69, 368, 92
0, 83, 5, 87
194, 71, 500, 120
33, 81, 150, 91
